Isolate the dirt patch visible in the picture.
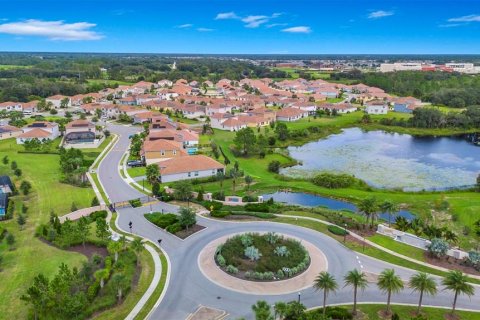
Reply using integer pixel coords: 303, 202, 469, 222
67, 243, 109, 259
424, 253, 480, 276
175, 224, 205, 239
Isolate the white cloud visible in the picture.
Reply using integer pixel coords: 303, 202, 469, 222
177, 24, 193, 28
215, 12, 239, 20
266, 23, 288, 28
281, 26, 312, 34
215, 12, 282, 28
439, 23, 463, 28
368, 10, 394, 19
448, 14, 480, 22
197, 28, 214, 32
0, 19, 102, 40
242, 15, 269, 28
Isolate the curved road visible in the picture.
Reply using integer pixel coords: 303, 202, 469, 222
98, 124, 480, 320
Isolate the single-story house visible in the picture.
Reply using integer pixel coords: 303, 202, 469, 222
0, 125, 23, 140
0, 176, 14, 194
0, 101, 23, 112
365, 100, 389, 115
393, 97, 422, 114
64, 120, 97, 144
276, 107, 308, 122
156, 155, 225, 183
46, 95, 71, 108
141, 139, 188, 164
16, 121, 60, 144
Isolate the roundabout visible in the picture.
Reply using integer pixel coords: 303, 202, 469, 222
198, 232, 328, 295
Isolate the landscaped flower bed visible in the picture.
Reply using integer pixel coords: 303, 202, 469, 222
215, 232, 310, 281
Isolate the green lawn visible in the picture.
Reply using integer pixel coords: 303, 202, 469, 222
319, 304, 480, 320
0, 138, 104, 319
86, 78, 134, 86
127, 166, 146, 178
368, 234, 427, 262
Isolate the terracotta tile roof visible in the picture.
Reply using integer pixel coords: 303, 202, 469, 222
66, 120, 94, 129
276, 107, 307, 118
142, 139, 186, 153
18, 128, 51, 138
156, 155, 224, 175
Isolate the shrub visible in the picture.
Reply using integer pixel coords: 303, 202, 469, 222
311, 172, 357, 189
244, 246, 262, 261
226, 265, 239, 274
274, 246, 290, 257
427, 238, 449, 258
245, 203, 270, 213
264, 232, 279, 244
276, 269, 285, 279
242, 195, 256, 203
129, 199, 142, 208
263, 271, 275, 280
212, 191, 225, 201
327, 225, 348, 236
240, 234, 253, 247
165, 222, 183, 234
268, 160, 281, 173
202, 200, 223, 211
210, 210, 231, 218
90, 210, 108, 221
145, 213, 178, 228
216, 254, 226, 267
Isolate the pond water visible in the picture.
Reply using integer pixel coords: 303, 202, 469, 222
281, 128, 480, 191
263, 191, 415, 222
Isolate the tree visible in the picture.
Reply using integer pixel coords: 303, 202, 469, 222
251, 300, 273, 320
130, 238, 144, 266
313, 271, 338, 318
76, 217, 90, 247
2, 155, 8, 165
146, 164, 160, 185
408, 272, 437, 315
19, 180, 32, 195
273, 301, 287, 320
94, 269, 109, 288
173, 180, 193, 202
245, 175, 253, 191
444, 230, 459, 245
110, 273, 129, 303
234, 127, 257, 155
344, 269, 368, 316
268, 160, 281, 173
477, 173, 480, 192
20, 273, 51, 320
107, 240, 122, 263
11, 160, 17, 170
275, 122, 289, 141
178, 207, 196, 231
442, 270, 475, 315
60, 97, 70, 108
358, 197, 378, 227
6, 233, 15, 248
380, 200, 398, 227
91, 196, 100, 206
14, 168, 22, 177
96, 218, 111, 241
17, 214, 27, 230
377, 269, 404, 316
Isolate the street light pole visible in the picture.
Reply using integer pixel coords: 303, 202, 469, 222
344, 223, 347, 243
297, 292, 301, 303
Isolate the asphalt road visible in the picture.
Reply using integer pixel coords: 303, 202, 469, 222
98, 124, 480, 320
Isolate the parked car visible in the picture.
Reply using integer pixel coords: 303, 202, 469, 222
127, 160, 144, 167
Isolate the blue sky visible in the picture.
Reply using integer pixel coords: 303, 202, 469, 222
0, 0, 479, 54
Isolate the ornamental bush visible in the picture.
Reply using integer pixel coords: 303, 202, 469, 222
311, 172, 356, 189
265, 232, 279, 244
245, 246, 262, 261
274, 246, 290, 257
226, 265, 239, 274
276, 269, 285, 279
427, 238, 449, 258
216, 254, 226, 267
240, 234, 253, 247
327, 225, 348, 236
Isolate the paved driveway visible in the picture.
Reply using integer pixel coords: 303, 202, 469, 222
99, 124, 480, 320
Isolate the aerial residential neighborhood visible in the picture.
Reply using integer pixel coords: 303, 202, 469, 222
1, 1, 480, 320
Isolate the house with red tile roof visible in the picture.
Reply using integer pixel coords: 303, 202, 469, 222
16, 121, 60, 144
155, 155, 225, 183
46, 95, 71, 108
0, 101, 23, 112
0, 125, 23, 140
141, 139, 188, 164
276, 107, 309, 122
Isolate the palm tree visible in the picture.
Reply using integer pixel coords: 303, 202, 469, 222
108, 241, 123, 263
252, 300, 273, 320
442, 270, 475, 315
408, 272, 437, 314
274, 301, 287, 320
110, 273, 129, 303
444, 230, 458, 245
344, 269, 368, 316
313, 271, 338, 318
358, 197, 378, 227
94, 268, 109, 288
377, 269, 404, 316
130, 238, 144, 266
379, 200, 398, 227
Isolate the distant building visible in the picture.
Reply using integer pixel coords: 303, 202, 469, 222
365, 100, 389, 115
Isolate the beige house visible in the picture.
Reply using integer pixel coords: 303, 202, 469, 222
0, 125, 23, 140
141, 139, 188, 164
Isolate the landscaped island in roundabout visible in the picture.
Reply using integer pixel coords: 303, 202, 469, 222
215, 232, 310, 281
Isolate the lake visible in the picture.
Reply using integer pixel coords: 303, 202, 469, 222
263, 191, 415, 222
281, 128, 480, 191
